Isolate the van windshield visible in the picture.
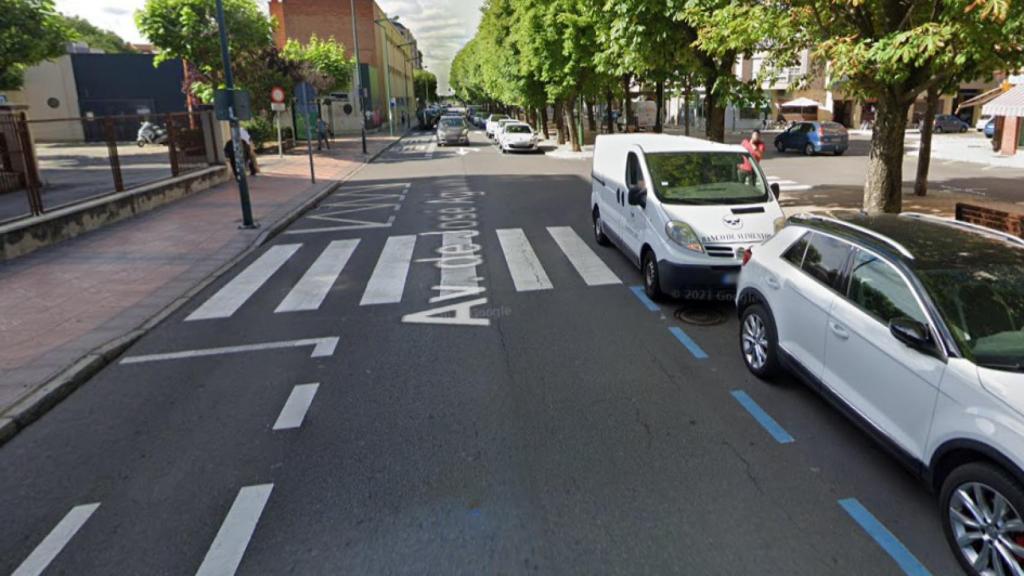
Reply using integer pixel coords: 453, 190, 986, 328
645, 152, 769, 205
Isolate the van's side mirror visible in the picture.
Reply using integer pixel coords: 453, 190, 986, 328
889, 317, 933, 353
627, 185, 646, 207
770, 182, 781, 199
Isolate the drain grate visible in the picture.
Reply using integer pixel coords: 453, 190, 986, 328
674, 305, 728, 326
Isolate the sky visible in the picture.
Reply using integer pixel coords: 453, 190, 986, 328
53, 0, 483, 93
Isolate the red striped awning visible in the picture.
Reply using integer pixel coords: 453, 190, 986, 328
983, 85, 1024, 117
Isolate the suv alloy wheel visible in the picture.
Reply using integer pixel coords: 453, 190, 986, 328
941, 462, 1024, 576
740, 304, 780, 378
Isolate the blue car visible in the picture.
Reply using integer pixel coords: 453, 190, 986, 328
984, 118, 996, 139
774, 121, 849, 156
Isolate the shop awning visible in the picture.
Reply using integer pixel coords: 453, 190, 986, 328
956, 85, 1004, 113
777, 97, 822, 108
983, 84, 1024, 117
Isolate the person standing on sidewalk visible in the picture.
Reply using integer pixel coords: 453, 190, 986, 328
739, 129, 766, 183
316, 117, 331, 151
239, 126, 258, 175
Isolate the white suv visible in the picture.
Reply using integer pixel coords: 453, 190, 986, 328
736, 211, 1024, 576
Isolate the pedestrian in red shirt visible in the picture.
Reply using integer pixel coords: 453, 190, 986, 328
739, 129, 766, 185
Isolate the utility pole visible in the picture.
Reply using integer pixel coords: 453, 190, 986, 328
214, 0, 256, 228
350, 0, 367, 154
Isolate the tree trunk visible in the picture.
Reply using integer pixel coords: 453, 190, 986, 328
683, 82, 691, 136
564, 98, 580, 152
586, 99, 596, 132
914, 86, 939, 197
605, 89, 614, 134
864, 93, 911, 213
654, 79, 665, 133
705, 92, 726, 143
555, 102, 566, 145
541, 105, 550, 140
623, 74, 632, 132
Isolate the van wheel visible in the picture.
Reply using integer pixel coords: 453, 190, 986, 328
641, 249, 663, 301
834, 148, 845, 156
593, 209, 610, 246
940, 462, 1024, 576
740, 304, 780, 378
803, 143, 815, 156
775, 142, 785, 153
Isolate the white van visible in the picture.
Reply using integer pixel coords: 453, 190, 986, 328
590, 134, 785, 300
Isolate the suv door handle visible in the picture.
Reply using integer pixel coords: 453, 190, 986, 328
616, 189, 622, 204
765, 275, 780, 289
829, 321, 849, 340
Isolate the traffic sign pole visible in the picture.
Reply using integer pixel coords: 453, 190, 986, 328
215, 0, 256, 229
301, 83, 315, 184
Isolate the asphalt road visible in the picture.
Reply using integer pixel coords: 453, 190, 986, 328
2, 129, 966, 575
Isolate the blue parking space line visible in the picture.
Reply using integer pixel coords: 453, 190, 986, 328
838, 498, 932, 576
629, 285, 660, 312
668, 326, 708, 359
729, 390, 794, 444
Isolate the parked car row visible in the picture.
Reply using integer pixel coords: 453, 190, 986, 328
590, 133, 1024, 576
486, 114, 540, 153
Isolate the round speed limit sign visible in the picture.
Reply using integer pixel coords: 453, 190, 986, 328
270, 86, 286, 104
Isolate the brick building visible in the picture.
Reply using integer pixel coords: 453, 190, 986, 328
269, 0, 418, 134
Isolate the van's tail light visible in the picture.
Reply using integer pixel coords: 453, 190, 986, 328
817, 126, 825, 137
741, 247, 753, 266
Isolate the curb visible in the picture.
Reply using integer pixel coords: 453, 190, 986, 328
0, 135, 406, 447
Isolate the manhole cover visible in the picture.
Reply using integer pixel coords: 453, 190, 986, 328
674, 305, 728, 326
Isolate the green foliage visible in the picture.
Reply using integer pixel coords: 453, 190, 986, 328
0, 0, 71, 90
414, 69, 438, 103
135, 0, 275, 100
60, 13, 134, 53
282, 34, 353, 93
242, 115, 273, 149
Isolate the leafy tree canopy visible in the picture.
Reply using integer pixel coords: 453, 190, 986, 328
60, 13, 135, 54
282, 34, 353, 93
0, 0, 71, 90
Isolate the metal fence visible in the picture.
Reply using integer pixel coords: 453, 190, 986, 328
0, 111, 220, 225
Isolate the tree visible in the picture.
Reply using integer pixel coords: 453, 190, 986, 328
672, 0, 794, 142
0, 0, 70, 90
595, 0, 689, 133
135, 0, 275, 101
60, 14, 134, 53
414, 69, 438, 104
786, 0, 1024, 212
282, 34, 353, 93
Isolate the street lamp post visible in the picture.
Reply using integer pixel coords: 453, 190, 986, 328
214, 0, 256, 228
350, 0, 367, 154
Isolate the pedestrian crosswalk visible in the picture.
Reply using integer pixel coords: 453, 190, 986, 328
184, 226, 624, 321
765, 175, 812, 192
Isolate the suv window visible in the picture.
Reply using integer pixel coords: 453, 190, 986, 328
626, 153, 645, 191
801, 233, 851, 288
847, 250, 927, 325
782, 232, 809, 266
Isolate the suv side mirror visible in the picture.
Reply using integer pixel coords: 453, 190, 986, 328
889, 317, 934, 353
770, 182, 781, 199
627, 185, 646, 207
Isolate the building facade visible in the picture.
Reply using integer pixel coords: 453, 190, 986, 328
269, 0, 417, 135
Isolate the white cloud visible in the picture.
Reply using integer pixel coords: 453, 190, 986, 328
54, 0, 483, 92
55, 0, 149, 43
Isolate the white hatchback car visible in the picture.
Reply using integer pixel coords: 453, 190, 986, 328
736, 211, 1024, 576
497, 122, 538, 153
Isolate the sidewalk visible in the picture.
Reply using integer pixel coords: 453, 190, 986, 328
905, 131, 1024, 169
0, 132, 402, 442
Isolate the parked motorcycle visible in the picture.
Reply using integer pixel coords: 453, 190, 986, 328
136, 121, 168, 147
